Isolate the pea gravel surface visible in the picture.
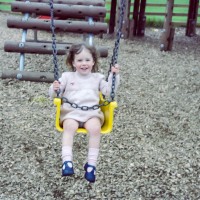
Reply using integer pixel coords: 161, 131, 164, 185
0, 13, 200, 200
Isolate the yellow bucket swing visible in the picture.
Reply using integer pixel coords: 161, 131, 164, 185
49, 0, 126, 134
54, 93, 118, 134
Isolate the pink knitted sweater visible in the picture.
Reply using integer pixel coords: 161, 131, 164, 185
49, 71, 120, 125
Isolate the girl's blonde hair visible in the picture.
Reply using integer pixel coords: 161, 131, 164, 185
66, 43, 99, 72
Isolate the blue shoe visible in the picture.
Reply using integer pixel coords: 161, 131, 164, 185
84, 163, 96, 183
62, 161, 74, 176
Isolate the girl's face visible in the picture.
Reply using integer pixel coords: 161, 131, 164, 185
73, 48, 94, 75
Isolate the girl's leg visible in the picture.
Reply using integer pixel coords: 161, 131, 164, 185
84, 117, 101, 167
62, 119, 79, 163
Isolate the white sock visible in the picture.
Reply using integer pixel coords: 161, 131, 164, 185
62, 146, 73, 163
87, 148, 99, 167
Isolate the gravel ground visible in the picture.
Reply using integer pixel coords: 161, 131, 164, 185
1, 12, 200, 200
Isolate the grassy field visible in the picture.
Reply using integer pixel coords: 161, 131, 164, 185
0, 0, 12, 12
0, 0, 12, 11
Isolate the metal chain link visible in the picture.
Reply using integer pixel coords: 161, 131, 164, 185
49, 0, 59, 81
107, 0, 126, 101
62, 97, 111, 111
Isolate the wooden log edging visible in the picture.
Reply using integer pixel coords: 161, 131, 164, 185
11, 2, 106, 18
4, 41, 108, 57
7, 18, 108, 34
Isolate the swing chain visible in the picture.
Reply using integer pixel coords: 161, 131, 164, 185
49, 0, 59, 81
62, 97, 111, 111
108, 0, 126, 101
49, 0, 125, 109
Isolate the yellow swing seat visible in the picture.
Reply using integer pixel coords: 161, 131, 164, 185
54, 93, 117, 134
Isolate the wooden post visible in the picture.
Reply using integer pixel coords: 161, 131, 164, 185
160, 0, 174, 51
132, 0, 140, 36
128, 19, 135, 40
108, 0, 117, 34
116, 0, 130, 39
186, 0, 199, 37
167, 27, 175, 51
137, 0, 146, 36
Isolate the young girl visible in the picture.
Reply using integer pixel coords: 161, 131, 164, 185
49, 43, 120, 183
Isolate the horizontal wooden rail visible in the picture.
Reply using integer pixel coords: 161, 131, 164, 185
16, 0, 105, 6
1, 70, 55, 83
4, 41, 108, 57
11, 2, 106, 18
106, 1, 200, 8
145, 3, 166, 7
145, 13, 197, 17
172, 22, 186, 26
7, 18, 108, 34
145, 12, 166, 16
146, 3, 194, 8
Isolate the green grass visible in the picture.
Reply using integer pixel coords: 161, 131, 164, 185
0, 0, 12, 11
105, 0, 200, 26
0, 5, 11, 11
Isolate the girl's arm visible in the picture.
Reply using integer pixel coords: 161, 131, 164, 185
111, 64, 120, 74
100, 64, 120, 97
49, 73, 67, 98
49, 81, 60, 98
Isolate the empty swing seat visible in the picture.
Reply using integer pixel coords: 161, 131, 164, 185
54, 94, 117, 134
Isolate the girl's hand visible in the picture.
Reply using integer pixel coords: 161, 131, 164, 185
111, 64, 120, 74
53, 80, 60, 92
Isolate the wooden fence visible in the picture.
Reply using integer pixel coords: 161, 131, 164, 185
106, 1, 200, 26
0, 0, 200, 27
107, 1, 199, 31
144, 3, 200, 27
1, 0, 200, 27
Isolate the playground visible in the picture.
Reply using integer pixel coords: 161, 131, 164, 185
1, 9, 200, 199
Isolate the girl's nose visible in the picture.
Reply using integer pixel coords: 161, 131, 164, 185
82, 60, 87, 65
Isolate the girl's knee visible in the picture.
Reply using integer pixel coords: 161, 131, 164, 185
90, 128, 101, 136
63, 119, 79, 131
85, 119, 101, 134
